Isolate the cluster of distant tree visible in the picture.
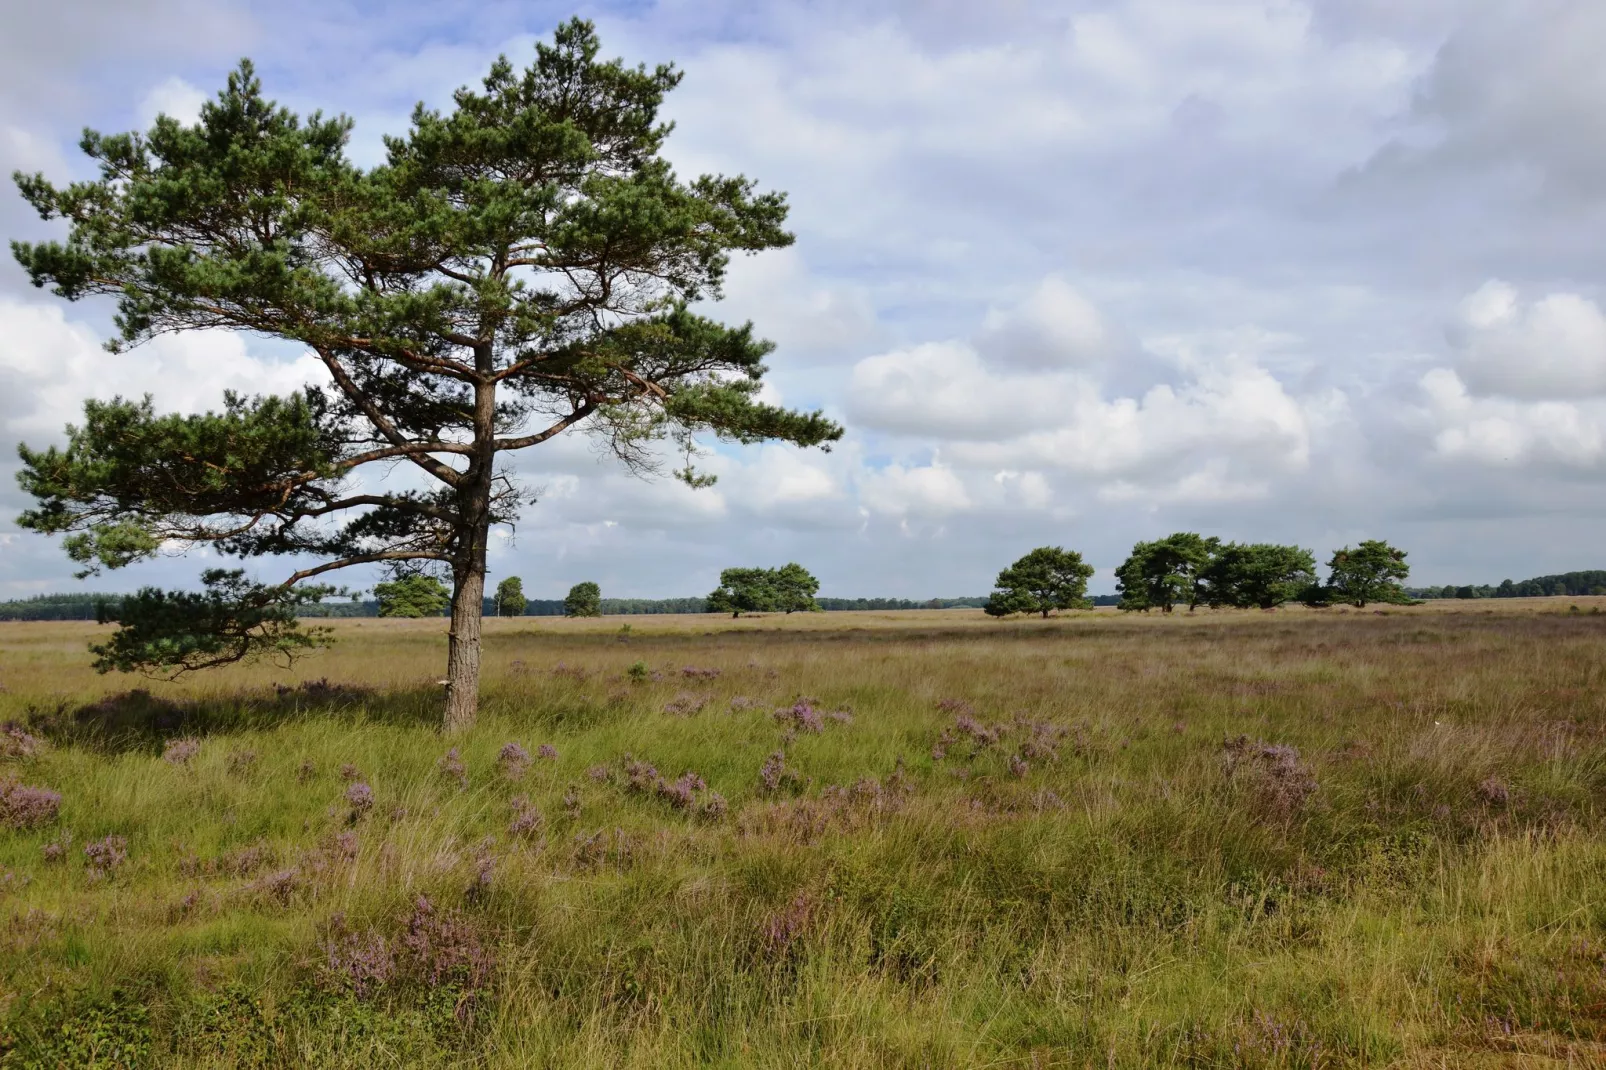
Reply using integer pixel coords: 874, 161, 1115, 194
1114, 536, 1412, 611
978, 537, 1415, 618
1409, 571, 1606, 600
0, 593, 118, 621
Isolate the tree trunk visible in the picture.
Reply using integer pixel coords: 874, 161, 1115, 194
444, 555, 486, 733
445, 368, 498, 733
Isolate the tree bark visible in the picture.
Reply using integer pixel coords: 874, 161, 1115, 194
444, 369, 497, 733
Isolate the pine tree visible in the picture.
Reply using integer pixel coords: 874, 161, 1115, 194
11, 21, 840, 729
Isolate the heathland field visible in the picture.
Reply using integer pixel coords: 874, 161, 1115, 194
1, 601, 1604, 1067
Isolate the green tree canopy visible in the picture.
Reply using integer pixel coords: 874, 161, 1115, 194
494, 576, 526, 617
11, 20, 841, 728
984, 546, 1095, 618
1199, 543, 1317, 610
1114, 533, 1220, 613
1326, 540, 1410, 607
771, 562, 821, 614
374, 574, 450, 618
706, 567, 777, 617
564, 581, 602, 617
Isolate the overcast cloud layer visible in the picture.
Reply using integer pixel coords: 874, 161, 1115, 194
3, 0, 1605, 599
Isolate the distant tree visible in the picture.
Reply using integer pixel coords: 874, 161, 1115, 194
494, 577, 526, 617
564, 581, 602, 618
771, 562, 821, 613
374, 575, 450, 618
1199, 543, 1317, 610
1325, 540, 1410, 607
707, 567, 778, 617
984, 546, 1095, 618
1115, 533, 1220, 613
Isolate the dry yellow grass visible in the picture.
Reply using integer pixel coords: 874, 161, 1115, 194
0, 599, 1602, 1066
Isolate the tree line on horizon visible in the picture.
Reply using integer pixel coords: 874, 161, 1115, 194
10, 564, 1606, 622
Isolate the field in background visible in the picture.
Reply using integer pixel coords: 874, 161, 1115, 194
0, 600, 1604, 1066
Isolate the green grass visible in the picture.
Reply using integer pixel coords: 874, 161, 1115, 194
0, 604, 1604, 1066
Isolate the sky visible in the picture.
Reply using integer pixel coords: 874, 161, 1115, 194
3, 0, 1606, 600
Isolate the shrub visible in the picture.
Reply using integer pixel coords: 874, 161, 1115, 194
0, 781, 61, 828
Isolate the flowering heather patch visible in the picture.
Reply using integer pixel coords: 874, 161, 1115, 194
508, 796, 544, 839
296, 758, 317, 783
0, 782, 60, 829
658, 772, 706, 810
338, 763, 363, 781
561, 787, 582, 818
321, 895, 495, 1009
680, 666, 721, 680
585, 764, 610, 783
1008, 754, 1029, 779
401, 895, 496, 994
729, 696, 761, 711
663, 692, 709, 716
42, 836, 69, 863
162, 737, 201, 766
758, 750, 806, 796
616, 755, 721, 814
83, 835, 128, 875
345, 782, 375, 818
321, 917, 395, 999
953, 713, 1000, 748
537, 744, 558, 761
497, 742, 531, 780
773, 699, 824, 734
225, 749, 258, 775
551, 662, 589, 681
0, 723, 42, 760
1222, 736, 1319, 819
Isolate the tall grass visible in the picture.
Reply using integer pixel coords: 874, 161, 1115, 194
0, 602, 1603, 1066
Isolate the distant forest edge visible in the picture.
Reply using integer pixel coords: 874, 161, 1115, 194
0, 592, 999, 621
6, 571, 1605, 621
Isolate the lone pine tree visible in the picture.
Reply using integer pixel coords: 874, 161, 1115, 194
11, 20, 841, 730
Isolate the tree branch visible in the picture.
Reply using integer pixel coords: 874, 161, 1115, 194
494, 403, 596, 451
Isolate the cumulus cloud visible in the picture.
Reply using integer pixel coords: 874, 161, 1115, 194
1420, 368, 1606, 469
137, 76, 208, 127
976, 276, 1112, 370
1447, 281, 1606, 400
858, 461, 971, 519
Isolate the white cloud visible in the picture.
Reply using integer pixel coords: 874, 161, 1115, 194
977, 275, 1112, 369
858, 462, 971, 518
1420, 367, 1606, 468
1448, 281, 1606, 400
137, 76, 208, 128
0, 300, 323, 441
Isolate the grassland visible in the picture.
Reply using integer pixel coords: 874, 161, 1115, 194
0, 600, 1604, 1067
